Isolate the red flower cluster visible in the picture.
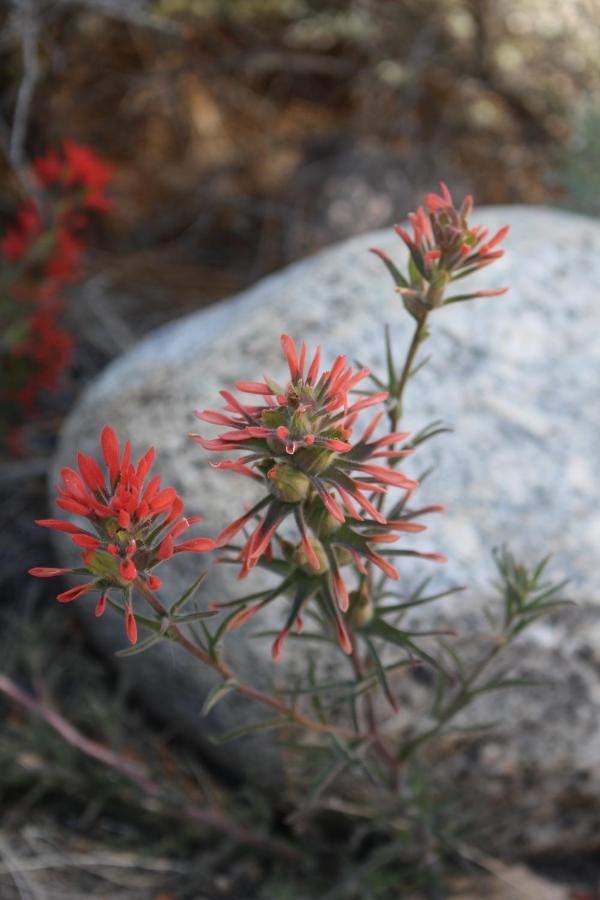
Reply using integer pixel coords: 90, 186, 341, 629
30, 427, 215, 644
9, 311, 73, 413
0, 142, 113, 444
193, 335, 444, 659
0, 202, 42, 264
371, 182, 509, 312
33, 139, 114, 212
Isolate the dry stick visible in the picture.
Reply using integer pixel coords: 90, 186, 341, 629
9, 0, 40, 169
0, 674, 301, 862
0, 834, 44, 900
6, 0, 45, 205
135, 579, 360, 742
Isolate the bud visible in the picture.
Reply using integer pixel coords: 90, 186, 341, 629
305, 498, 342, 537
293, 536, 329, 575
334, 546, 354, 567
348, 586, 374, 629
268, 464, 311, 503
86, 550, 126, 584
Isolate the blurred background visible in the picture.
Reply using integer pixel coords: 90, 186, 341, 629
1, 1, 599, 896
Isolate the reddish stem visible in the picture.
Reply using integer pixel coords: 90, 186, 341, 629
0, 673, 300, 862
135, 579, 360, 742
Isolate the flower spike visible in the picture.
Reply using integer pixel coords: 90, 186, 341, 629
30, 427, 215, 644
372, 183, 509, 313
194, 335, 442, 659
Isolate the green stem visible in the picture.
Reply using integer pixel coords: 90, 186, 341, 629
371, 314, 429, 531
389, 315, 429, 434
349, 640, 400, 791
397, 636, 508, 762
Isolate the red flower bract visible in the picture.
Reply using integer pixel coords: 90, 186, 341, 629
33, 140, 114, 211
193, 335, 444, 660
30, 426, 215, 644
371, 182, 509, 311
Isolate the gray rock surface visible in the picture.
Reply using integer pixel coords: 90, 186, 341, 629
53, 206, 600, 849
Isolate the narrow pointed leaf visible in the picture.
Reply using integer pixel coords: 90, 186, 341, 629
201, 678, 239, 717
367, 617, 450, 678
170, 571, 209, 615
115, 632, 162, 656
173, 608, 220, 624
209, 716, 291, 744
364, 635, 398, 712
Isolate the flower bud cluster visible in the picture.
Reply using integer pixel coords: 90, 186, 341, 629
371, 182, 509, 318
193, 335, 445, 659
30, 426, 214, 643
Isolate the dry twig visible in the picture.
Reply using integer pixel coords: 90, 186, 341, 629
0, 673, 301, 862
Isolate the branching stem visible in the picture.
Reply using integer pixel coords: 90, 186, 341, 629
0, 673, 301, 861
135, 579, 360, 742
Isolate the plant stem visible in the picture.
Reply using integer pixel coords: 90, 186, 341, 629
371, 314, 429, 531
389, 315, 429, 433
397, 636, 508, 762
349, 640, 400, 790
135, 579, 360, 742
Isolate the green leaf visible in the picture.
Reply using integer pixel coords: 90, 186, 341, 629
200, 679, 239, 717
277, 677, 359, 696
381, 585, 465, 615
209, 716, 292, 744
444, 292, 496, 304
115, 633, 162, 656
470, 677, 543, 697
169, 571, 209, 616
367, 617, 450, 678
372, 248, 409, 288
533, 553, 553, 582
253, 630, 334, 644
171, 608, 219, 624
384, 324, 398, 389
409, 354, 431, 379
406, 419, 452, 449
438, 638, 467, 685
431, 669, 450, 718
363, 635, 398, 712
207, 607, 246, 657
288, 757, 349, 821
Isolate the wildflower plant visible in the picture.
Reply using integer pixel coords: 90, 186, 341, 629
0, 141, 113, 449
28, 184, 570, 883
193, 336, 445, 660
31, 426, 215, 644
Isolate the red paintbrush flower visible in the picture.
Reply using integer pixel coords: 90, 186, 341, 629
371, 182, 509, 313
29, 426, 215, 643
1, 143, 114, 446
32, 141, 114, 211
43, 227, 84, 282
193, 335, 444, 660
0, 202, 42, 263
32, 148, 63, 186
